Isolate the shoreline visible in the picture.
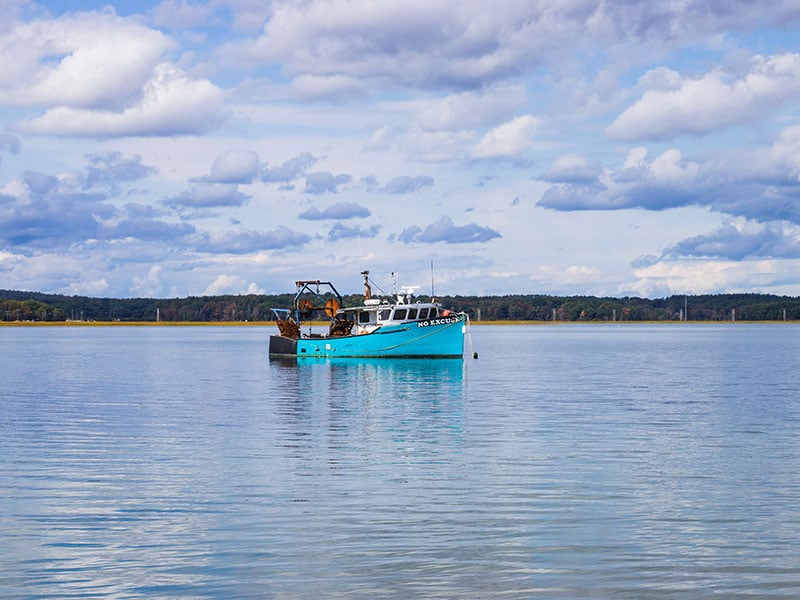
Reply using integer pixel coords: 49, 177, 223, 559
1, 319, 797, 327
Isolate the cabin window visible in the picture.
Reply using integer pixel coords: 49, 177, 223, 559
358, 311, 371, 324
407, 308, 418, 320
418, 308, 429, 320
393, 308, 407, 320
379, 309, 391, 321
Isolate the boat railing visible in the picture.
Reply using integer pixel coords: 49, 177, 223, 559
271, 308, 291, 320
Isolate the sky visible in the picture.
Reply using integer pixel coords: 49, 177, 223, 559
3, 1, 800, 299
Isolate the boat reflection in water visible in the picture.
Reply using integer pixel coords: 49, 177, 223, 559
269, 356, 467, 442
270, 356, 466, 398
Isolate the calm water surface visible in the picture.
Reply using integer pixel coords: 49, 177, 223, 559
2, 324, 799, 598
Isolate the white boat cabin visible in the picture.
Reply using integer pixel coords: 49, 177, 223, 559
336, 296, 450, 335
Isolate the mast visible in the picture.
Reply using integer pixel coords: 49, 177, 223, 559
361, 270, 371, 300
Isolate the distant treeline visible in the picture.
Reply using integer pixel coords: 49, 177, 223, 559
2, 289, 800, 322
445, 293, 800, 322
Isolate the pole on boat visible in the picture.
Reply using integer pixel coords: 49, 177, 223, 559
361, 270, 371, 300
430, 260, 435, 299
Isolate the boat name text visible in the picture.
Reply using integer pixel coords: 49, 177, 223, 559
417, 315, 461, 328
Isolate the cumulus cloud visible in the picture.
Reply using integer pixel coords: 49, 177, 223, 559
405, 127, 476, 162
131, 265, 165, 297
1, 195, 104, 247
22, 171, 59, 195
472, 115, 541, 159
635, 220, 800, 266
166, 182, 250, 208
0, 156, 210, 255
299, 202, 371, 220
382, 175, 434, 194
0, 10, 227, 137
327, 222, 382, 241
262, 151, 317, 184
0, 168, 199, 252
413, 84, 526, 131
608, 53, 800, 141
202, 274, 265, 296
542, 154, 603, 183
18, 63, 227, 137
398, 215, 501, 244
222, 1, 799, 95
0, 249, 78, 295
540, 147, 702, 212
539, 130, 800, 225
623, 258, 800, 297
112, 217, 196, 242
84, 152, 157, 190
769, 125, 800, 178
0, 11, 171, 108
123, 203, 164, 219
192, 227, 311, 253
68, 277, 110, 296
224, 1, 528, 90
364, 126, 396, 152
0, 170, 110, 247
204, 149, 261, 184
304, 171, 352, 194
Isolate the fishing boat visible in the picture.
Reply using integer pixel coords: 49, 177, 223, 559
269, 271, 468, 358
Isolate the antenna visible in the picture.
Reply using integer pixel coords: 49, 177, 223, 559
430, 260, 435, 298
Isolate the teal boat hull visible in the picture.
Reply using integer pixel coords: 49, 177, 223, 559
269, 314, 466, 358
